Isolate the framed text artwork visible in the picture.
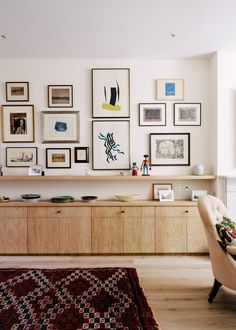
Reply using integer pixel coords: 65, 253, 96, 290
6, 82, 29, 102
48, 85, 73, 108
139, 103, 166, 126
92, 68, 130, 118
92, 120, 130, 170
156, 79, 184, 100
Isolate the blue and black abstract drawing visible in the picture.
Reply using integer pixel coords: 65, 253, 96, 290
54, 121, 67, 132
98, 132, 124, 163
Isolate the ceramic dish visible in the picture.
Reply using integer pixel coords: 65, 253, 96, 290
51, 196, 74, 203
21, 194, 41, 202
81, 196, 98, 203
115, 194, 139, 202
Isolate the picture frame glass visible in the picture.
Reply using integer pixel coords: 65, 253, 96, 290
157, 79, 184, 100
46, 148, 71, 168
6, 82, 29, 102
6, 147, 38, 167
48, 85, 73, 107
139, 103, 166, 126
174, 103, 201, 126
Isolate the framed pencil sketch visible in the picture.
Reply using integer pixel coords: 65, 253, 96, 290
48, 85, 73, 108
92, 68, 130, 118
6, 82, 29, 102
1, 105, 35, 142
92, 120, 130, 170
159, 190, 175, 202
6, 147, 38, 167
42, 111, 79, 143
139, 103, 166, 126
153, 183, 173, 200
150, 133, 190, 166
46, 148, 71, 169
157, 79, 184, 100
174, 103, 201, 126
74, 147, 89, 163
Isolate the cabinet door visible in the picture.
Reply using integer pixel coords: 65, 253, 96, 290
0, 218, 27, 253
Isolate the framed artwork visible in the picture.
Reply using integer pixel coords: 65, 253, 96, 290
46, 148, 71, 169
74, 147, 89, 163
92, 68, 130, 118
150, 133, 190, 166
153, 183, 173, 200
6, 82, 29, 102
28, 164, 42, 176
48, 85, 73, 108
6, 147, 38, 167
191, 189, 207, 201
156, 79, 184, 100
139, 103, 166, 126
92, 120, 130, 170
42, 111, 79, 143
1, 105, 35, 142
159, 190, 175, 202
174, 103, 201, 126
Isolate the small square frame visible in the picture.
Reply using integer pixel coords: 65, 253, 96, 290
6, 82, 29, 102
157, 79, 184, 100
48, 85, 73, 108
6, 147, 38, 167
159, 190, 175, 202
139, 103, 166, 126
28, 164, 42, 176
174, 103, 201, 126
153, 183, 173, 200
191, 190, 207, 201
46, 148, 71, 169
74, 147, 89, 163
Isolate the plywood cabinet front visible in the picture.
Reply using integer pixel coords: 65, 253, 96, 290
186, 207, 208, 252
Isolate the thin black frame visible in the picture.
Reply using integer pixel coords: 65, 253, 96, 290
139, 103, 166, 126
174, 103, 201, 126
6, 147, 38, 167
48, 85, 73, 108
74, 147, 89, 163
46, 148, 71, 169
6, 82, 29, 102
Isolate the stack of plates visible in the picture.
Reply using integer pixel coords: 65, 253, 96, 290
22, 194, 41, 203
81, 196, 98, 203
51, 195, 74, 203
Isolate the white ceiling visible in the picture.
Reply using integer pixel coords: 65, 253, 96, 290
0, 0, 236, 59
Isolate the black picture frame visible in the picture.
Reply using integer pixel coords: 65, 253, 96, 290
74, 147, 89, 163
6, 147, 38, 167
174, 103, 201, 126
139, 103, 166, 126
6, 82, 29, 102
46, 148, 71, 169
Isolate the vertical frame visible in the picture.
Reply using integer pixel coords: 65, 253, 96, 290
74, 147, 89, 163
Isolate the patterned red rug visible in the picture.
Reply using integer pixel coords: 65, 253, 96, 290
0, 267, 160, 329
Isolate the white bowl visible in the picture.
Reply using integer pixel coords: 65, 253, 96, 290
115, 194, 139, 202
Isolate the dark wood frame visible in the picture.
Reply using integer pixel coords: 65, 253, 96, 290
139, 103, 166, 126
6, 81, 29, 102
6, 147, 38, 167
74, 147, 89, 163
46, 148, 71, 169
48, 85, 73, 108
174, 103, 201, 126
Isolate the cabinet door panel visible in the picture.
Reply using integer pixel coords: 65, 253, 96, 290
0, 207, 27, 218
156, 207, 187, 218
187, 217, 208, 252
92, 207, 121, 218
0, 218, 27, 253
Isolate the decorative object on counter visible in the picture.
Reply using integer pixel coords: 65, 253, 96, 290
28, 164, 42, 176
74, 147, 89, 163
6, 81, 29, 102
174, 103, 201, 126
51, 195, 74, 203
156, 79, 184, 100
131, 162, 139, 176
192, 164, 205, 175
0, 195, 9, 202
140, 154, 151, 176
46, 148, 71, 169
81, 196, 98, 203
21, 194, 41, 203
159, 190, 174, 202
153, 183, 173, 200
191, 189, 207, 201
139, 103, 166, 126
115, 194, 139, 202
6, 147, 38, 168
48, 85, 73, 108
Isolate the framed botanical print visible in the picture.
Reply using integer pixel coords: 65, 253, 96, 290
139, 103, 166, 126
1, 105, 35, 142
92, 120, 130, 170
48, 85, 73, 108
92, 68, 130, 118
174, 103, 201, 126
156, 79, 184, 100
6, 82, 29, 102
46, 148, 71, 168
74, 147, 89, 163
6, 147, 38, 167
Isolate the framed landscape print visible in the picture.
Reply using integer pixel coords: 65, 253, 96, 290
139, 103, 166, 126
46, 148, 71, 168
92, 120, 130, 170
156, 79, 184, 100
74, 147, 89, 163
6, 147, 38, 167
174, 103, 201, 126
6, 82, 29, 102
48, 85, 73, 108
1, 105, 35, 142
150, 133, 190, 166
92, 68, 130, 118
42, 111, 79, 143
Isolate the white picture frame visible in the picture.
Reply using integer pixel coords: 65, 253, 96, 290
157, 79, 184, 100
159, 190, 175, 202
191, 190, 207, 201
28, 164, 42, 176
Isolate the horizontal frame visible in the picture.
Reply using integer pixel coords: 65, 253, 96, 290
139, 103, 166, 126
6, 147, 38, 167
6, 81, 29, 102
150, 133, 190, 166
157, 79, 184, 100
46, 148, 71, 169
48, 85, 73, 108
28, 164, 42, 176
153, 183, 173, 200
191, 189, 207, 201
74, 147, 89, 163
159, 190, 175, 202
174, 103, 201, 126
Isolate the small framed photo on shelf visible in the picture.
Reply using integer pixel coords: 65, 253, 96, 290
48, 85, 73, 108
159, 190, 175, 202
153, 183, 173, 200
6, 147, 38, 167
157, 79, 184, 100
174, 103, 201, 126
6, 82, 29, 102
74, 147, 89, 163
28, 164, 42, 176
46, 148, 71, 169
139, 103, 166, 126
191, 190, 207, 201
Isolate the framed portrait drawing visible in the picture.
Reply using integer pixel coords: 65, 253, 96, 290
1, 105, 35, 142
174, 103, 201, 126
42, 111, 79, 143
159, 190, 175, 202
6, 82, 29, 102
92, 120, 130, 170
6, 147, 38, 167
46, 148, 71, 169
150, 133, 190, 166
156, 79, 184, 100
74, 147, 89, 163
139, 103, 166, 126
153, 183, 173, 200
92, 68, 130, 118
48, 85, 73, 108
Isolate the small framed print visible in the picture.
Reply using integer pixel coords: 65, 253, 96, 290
191, 190, 207, 201
153, 183, 173, 200
6, 82, 29, 102
6, 147, 38, 167
174, 103, 201, 126
74, 147, 89, 163
46, 148, 71, 169
48, 85, 73, 108
28, 164, 42, 176
157, 79, 184, 100
139, 103, 166, 126
159, 190, 175, 202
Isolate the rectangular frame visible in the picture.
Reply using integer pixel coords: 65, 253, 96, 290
150, 133, 190, 166
191, 189, 207, 201
92, 68, 130, 118
139, 103, 166, 126
159, 190, 175, 202
157, 79, 184, 100
28, 164, 42, 176
46, 148, 71, 169
174, 103, 201, 126
92, 120, 130, 170
1, 105, 35, 142
153, 183, 173, 200
6, 147, 38, 167
74, 147, 89, 163
48, 85, 73, 108
6, 82, 29, 102
42, 111, 79, 143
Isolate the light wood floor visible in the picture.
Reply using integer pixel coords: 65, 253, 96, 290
1, 255, 236, 330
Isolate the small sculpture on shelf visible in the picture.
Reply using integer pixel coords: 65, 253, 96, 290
140, 154, 151, 176
131, 162, 139, 176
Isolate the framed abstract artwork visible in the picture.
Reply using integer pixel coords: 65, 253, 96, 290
139, 103, 166, 126
6, 82, 29, 102
174, 103, 201, 126
150, 133, 190, 166
48, 85, 73, 108
6, 147, 38, 167
92, 68, 130, 118
74, 147, 89, 163
46, 148, 71, 169
156, 79, 184, 100
92, 120, 130, 170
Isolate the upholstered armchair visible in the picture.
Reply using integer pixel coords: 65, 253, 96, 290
198, 195, 236, 302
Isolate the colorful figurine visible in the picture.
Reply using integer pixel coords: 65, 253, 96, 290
140, 154, 151, 176
131, 162, 139, 176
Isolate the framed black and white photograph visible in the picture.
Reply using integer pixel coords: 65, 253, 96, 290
6, 82, 29, 102
42, 111, 79, 143
2, 105, 35, 142
28, 164, 42, 176
92, 120, 130, 170
139, 103, 166, 126
48, 85, 73, 108
92, 68, 130, 118
6, 147, 38, 167
150, 133, 190, 166
46, 148, 71, 169
191, 189, 207, 201
74, 147, 89, 163
153, 183, 173, 200
159, 190, 175, 202
174, 103, 201, 126
156, 79, 184, 100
